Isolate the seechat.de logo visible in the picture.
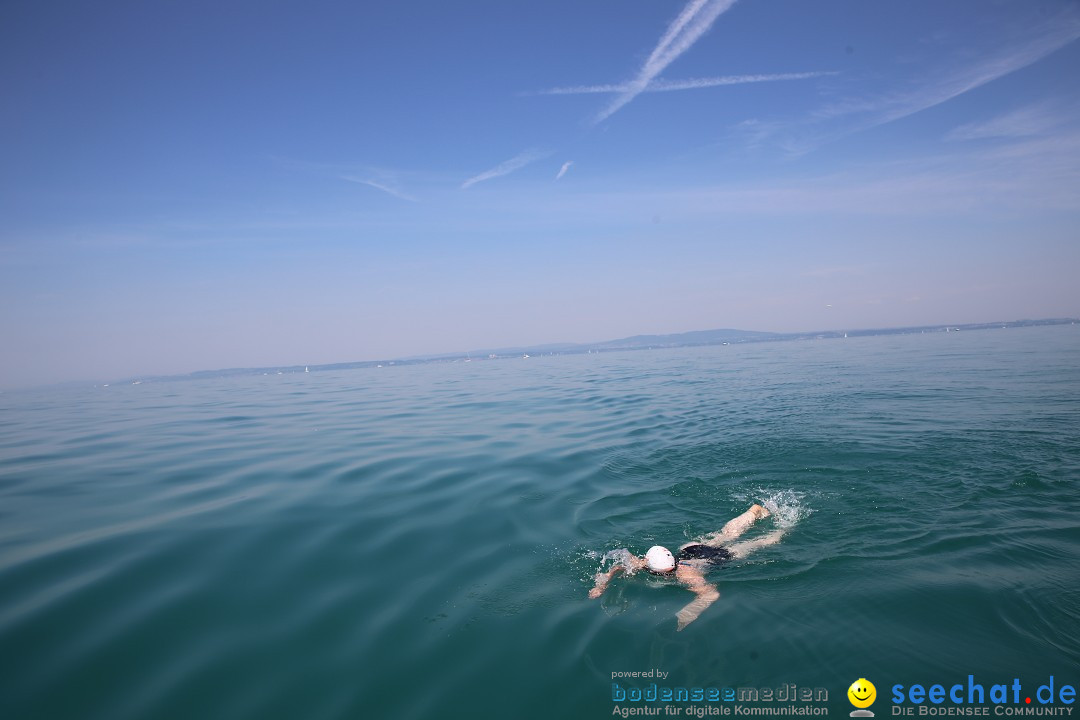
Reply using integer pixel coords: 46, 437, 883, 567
849, 678, 877, 718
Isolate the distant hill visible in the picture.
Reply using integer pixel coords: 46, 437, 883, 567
445, 328, 777, 359
101, 317, 1077, 386
591, 328, 778, 350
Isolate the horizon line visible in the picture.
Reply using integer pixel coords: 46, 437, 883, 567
13, 317, 1076, 392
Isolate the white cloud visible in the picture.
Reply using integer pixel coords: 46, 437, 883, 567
594, 0, 739, 123
461, 149, 551, 189
555, 161, 574, 181
737, 14, 1080, 155
818, 17, 1080, 132
535, 71, 836, 96
342, 176, 418, 202
946, 102, 1065, 142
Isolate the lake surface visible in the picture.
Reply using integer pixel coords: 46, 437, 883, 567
2, 325, 1079, 719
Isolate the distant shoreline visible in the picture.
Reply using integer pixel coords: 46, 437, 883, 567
86, 317, 1077, 389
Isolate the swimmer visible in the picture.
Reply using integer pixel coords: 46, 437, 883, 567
588, 504, 783, 631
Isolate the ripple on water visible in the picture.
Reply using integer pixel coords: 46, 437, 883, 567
0, 327, 1078, 719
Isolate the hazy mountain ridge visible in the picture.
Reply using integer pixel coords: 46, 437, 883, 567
84, 317, 1078, 387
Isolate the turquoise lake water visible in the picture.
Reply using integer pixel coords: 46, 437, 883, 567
2, 325, 1079, 719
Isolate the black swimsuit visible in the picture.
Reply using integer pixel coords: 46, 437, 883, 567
676, 544, 732, 566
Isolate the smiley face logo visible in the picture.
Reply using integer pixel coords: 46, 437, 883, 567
848, 678, 876, 709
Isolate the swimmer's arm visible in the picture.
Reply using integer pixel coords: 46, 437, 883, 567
675, 566, 720, 631
589, 565, 624, 599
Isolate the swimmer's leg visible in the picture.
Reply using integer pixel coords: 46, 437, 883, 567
726, 529, 784, 559
695, 504, 770, 547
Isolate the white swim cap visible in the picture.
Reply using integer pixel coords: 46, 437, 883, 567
645, 546, 675, 572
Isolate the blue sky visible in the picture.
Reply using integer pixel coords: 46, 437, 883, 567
1, 0, 1078, 387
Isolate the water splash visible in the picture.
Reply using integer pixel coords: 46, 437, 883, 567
734, 488, 811, 530
599, 548, 639, 575
575, 547, 639, 583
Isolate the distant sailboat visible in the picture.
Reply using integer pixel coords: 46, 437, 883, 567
305, 366, 309, 373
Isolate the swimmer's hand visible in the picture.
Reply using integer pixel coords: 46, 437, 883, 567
675, 593, 717, 631
676, 594, 719, 630
589, 565, 624, 599
675, 566, 719, 631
